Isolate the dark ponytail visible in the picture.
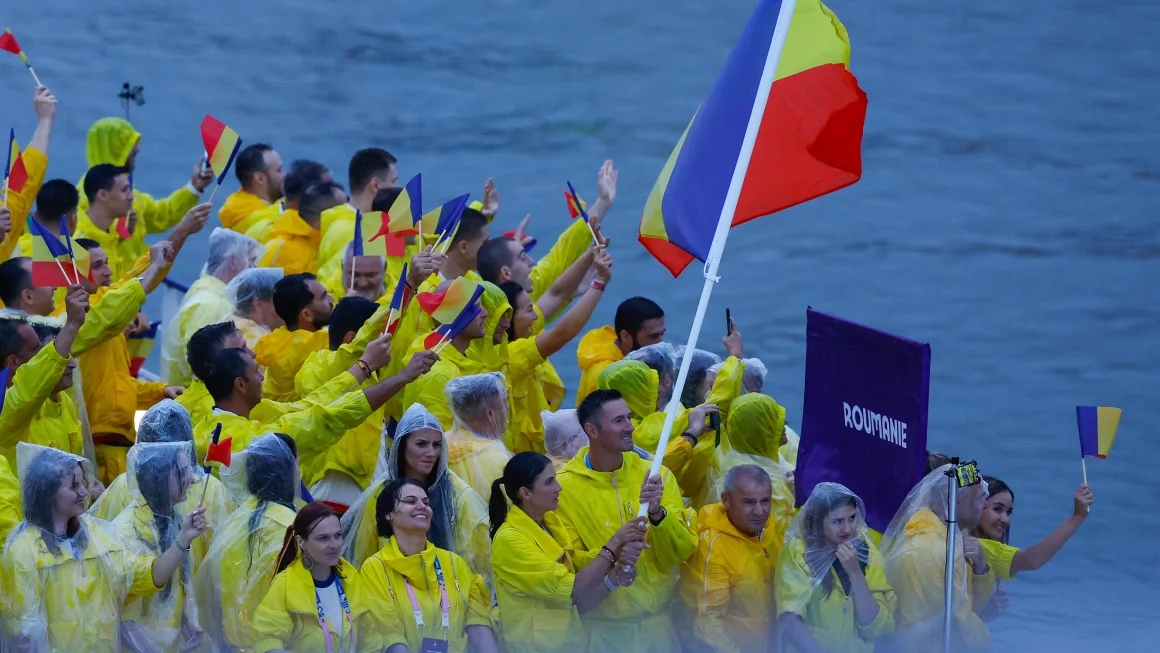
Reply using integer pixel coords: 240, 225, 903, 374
489, 452, 552, 539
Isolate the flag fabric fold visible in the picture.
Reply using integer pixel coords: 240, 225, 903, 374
421, 193, 470, 245
416, 277, 482, 325
200, 115, 243, 185
5, 129, 28, 195
30, 217, 74, 287
639, 0, 868, 276
384, 262, 411, 335
1076, 405, 1121, 459
203, 423, 232, 469
0, 29, 30, 67
387, 174, 423, 235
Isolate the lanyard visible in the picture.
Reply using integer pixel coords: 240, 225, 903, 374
403, 557, 451, 633
315, 576, 356, 653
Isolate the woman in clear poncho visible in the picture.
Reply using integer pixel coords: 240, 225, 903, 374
341, 404, 492, 581
194, 432, 301, 650
444, 372, 513, 502
225, 267, 285, 351
701, 394, 795, 529
1, 443, 206, 652
89, 399, 229, 574
113, 441, 205, 652
775, 482, 895, 653
674, 347, 721, 409
879, 465, 994, 653
540, 408, 589, 470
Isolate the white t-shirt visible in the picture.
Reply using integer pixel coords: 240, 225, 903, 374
314, 573, 345, 638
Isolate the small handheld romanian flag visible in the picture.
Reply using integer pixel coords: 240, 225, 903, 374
127, 321, 161, 377
5, 128, 28, 195
200, 115, 242, 185
384, 262, 411, 335
1076, 406, 1120, 459
203, 423, 232, 471
30, 217, 73, 287
387, 174, 423, 236
417, 277, 482, 325
563, 187, 586, 219
420, 193, 470, 243
353, 210, 388, 258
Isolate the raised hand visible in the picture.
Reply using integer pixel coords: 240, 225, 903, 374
722, 319, 743, 358
481, 178, 499, 219
191, 156, 215, 192
402, 350, 440, 381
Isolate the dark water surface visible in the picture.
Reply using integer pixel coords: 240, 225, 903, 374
2, 0, 1157, 649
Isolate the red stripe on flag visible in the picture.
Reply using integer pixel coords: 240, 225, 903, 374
0, 31, 21, 55
734, 63, 867, 227
6, 153, 28, 194
200, 115, 227, 156
638, 235, 695, 278
386, 233, 407, 257
31, 261, 73, 287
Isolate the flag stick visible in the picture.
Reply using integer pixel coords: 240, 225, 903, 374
53, 258, 75, 286
207, 181, 222, 205
1081, 457, 1088, 485
635, 0, 797, 520
27, 66, 41, 87
349, 255, 357, 293
2, 176, 8, 209
198, 468, 212, 507
433, 335, 451, 354
584, 218, 600, 245
382, 308, 397, 336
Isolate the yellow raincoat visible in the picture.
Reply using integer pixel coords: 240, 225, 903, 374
243, 200, 284, 243
219, 189, 272, 234
0, 455, 21, 549
1, 514, 162, 652
492, 505, 587, 653
162, 274, 233, 388
702, 394, 797, 534
252, 558, 381, 653
575, 326, 623, 406
254, 327, 331, 402
293, 302, 395, 490
258, 209, 321, 274
360, 538, 492, 653
402, 341, 489, 431
198, 496, 296, 650
774, 531, 895, 653
191, 370, 372, 467
317, 204, 357, 287
446, 427, 511, 503
543, 447, 697, 653
678, 504, 782, 653
113, 501, 200, 652
0, 344, 85, 462
76, 118, 200, 280
176, 379, 214, 431
0, 146, 47, 262
886, 509, 991, 653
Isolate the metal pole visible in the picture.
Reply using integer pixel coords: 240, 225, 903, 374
943, 469, 959, 653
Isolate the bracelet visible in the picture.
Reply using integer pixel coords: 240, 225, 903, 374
177, 539, 191, 552
591, 278, 607, 292
603, 574, 619, 592
598, 546, 617, 565
681, 433, 698, 448
355, 359, 372, 377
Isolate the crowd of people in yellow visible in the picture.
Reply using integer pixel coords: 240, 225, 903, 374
0, 86, 1098, 652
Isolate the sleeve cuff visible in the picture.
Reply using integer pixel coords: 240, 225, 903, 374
185, 182, 204, 197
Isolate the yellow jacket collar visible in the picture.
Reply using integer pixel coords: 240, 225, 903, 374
577, 326, 623, 371
378, 536, 440, 588
268, 209, 318, 239
282, 557, 363, 615
699, 502, 770, 546
504, 505, 566, 564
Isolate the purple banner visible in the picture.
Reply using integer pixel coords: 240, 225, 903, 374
796, 308, 930, 532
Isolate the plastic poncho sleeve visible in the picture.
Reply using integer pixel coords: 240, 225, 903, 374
465, 564, 493, 628
136, 186, 201, 235
1, 532, 47, 639
72, 280, 147, 357
0, 146, 47, 261
491, 530, 575, 609
528, 218, 592, 304
359, 557, 411, 651
979, 538, 1019, 582
650, 468, 698, 567
249, 572, 293, 653
0, 455, 20, 548
892, 525, 989, 651
450, 473, 496, 582
0, 342, 69, 455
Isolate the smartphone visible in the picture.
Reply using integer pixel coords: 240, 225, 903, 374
726, 308, 733, 335
710, 412, 722, 447
200, 152, 212, 173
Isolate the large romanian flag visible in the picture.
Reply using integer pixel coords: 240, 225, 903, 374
639, 0, 867, 276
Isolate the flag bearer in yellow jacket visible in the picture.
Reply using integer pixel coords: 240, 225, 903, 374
0, 286, 88, 462
160, 226, 262, 386
253, 502, 382, 653
188, 322, 437, 472
679, 464, 784, 653
318, 147, 399, 298
1, 443, 206, 653
775, 482, 895, 653
0, 85, 57, 264
254, 272, 334, 402
260, 179, 345, 275
218, 143, 285, 234
359, 477, 500, 653
76, 116, 213, 258
489, 451, 648, 653
575, 296, 665, 406
246, 159, 331, 243
543, 389, 697, 653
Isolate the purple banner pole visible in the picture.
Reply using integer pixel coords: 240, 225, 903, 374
796, 307, 931, 532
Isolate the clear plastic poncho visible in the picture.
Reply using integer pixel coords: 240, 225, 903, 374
2, 443, 156, 653
541, 408, 588, 466
341, 404, 492, 579
112, 441, 204, 652
879, 465, 992, 653
225, 266, 283, 318
202, 227, 263, 279
625, 342, 677, 408
674, 346, 721, 408
775, 482, 894, 651
444, 372, 512, 502
193, 434, 299, 651
710, 356, 769, 395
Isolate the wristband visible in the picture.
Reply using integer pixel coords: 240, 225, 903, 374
681, 433, 697, 448
603, 574, 619, 591
591, 278, 607, 292
599, 546, 617, 564
355, 359, 372, 377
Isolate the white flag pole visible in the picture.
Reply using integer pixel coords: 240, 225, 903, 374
638, 0, 799, 519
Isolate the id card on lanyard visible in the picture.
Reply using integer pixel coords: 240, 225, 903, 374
403, 557, 451, 653
315, 576, 356, 653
